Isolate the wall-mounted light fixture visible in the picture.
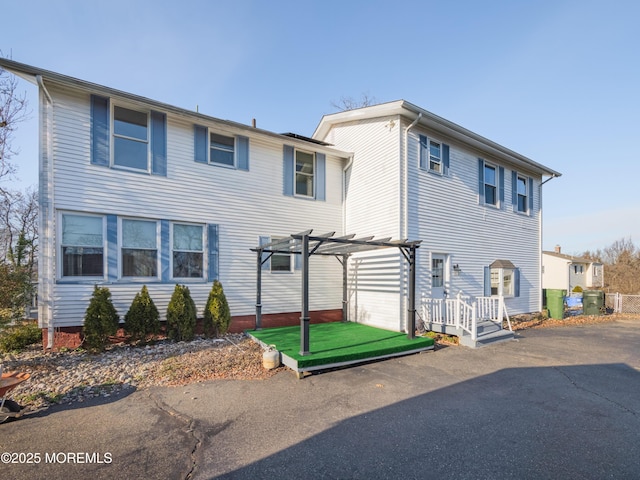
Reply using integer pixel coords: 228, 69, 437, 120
453, 264, 461, 276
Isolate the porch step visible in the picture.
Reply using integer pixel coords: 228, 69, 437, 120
459, 322, 514, 348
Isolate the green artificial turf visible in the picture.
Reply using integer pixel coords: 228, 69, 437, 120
248, 322, 434, 369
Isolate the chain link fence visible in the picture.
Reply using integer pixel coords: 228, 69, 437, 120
605, 293, 640, 314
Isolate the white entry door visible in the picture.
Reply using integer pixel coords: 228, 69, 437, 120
431, 254, 448, 300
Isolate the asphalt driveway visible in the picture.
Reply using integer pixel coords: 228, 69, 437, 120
2, 318, 639, 479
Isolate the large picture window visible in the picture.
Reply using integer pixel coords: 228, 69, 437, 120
173, 224, 204, 278
61, 214, 104, 277
122, 219, 158, 277
113, 106, 149, 171
295, 150, 314, 197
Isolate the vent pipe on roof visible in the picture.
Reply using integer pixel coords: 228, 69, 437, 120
252, 118, 256, 128
555, 245, 561, 254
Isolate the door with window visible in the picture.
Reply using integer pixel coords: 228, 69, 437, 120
431, 254, 448, 300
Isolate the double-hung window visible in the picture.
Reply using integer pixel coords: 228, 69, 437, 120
484, 164, 497, 206
173, 224, 204, 278
270, 237, 292, 272
209, 133, 235, 167
295, 150, 315, 197
429, 140, 442, 173
517, 175, 528, 213
122, 219, 158, 277
61, 214, 104, 277
113, 106, 149, 171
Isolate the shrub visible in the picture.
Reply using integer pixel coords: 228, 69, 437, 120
166, 284, 196, 342
572, 286, 584, 293
83, 285, 120, 351
203, 280, 231, 337
124, 285, 160, 343
0, 321, 41, 353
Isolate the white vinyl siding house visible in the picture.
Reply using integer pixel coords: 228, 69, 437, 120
542, 249, 604, 292
314, 101, 559, 335
1, 59, 561, 348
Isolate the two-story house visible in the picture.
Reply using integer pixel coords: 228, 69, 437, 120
542, 246, 604, 292
1, 58, 560, 349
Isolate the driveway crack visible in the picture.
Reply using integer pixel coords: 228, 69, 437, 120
554, 366, 637, 415
148, 391, 203, 479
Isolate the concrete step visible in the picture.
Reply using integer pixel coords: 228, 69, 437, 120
476, 320, 502, 335
460, 328, 515, 348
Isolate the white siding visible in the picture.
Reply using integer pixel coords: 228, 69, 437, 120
325, 117, 406, 331
406, 121, 542, 315
45, 84, 346, 327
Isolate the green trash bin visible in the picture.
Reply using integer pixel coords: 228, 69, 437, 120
583, 290, 604, 316
546, 289, 566, 320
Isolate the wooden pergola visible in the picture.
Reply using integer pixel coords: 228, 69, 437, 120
251, 230, 421, 356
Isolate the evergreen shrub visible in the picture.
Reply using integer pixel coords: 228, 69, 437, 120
203, 280, 231, 337
83, 285, 119, 351
124, 285, 160, 343
166, 284, 196, 341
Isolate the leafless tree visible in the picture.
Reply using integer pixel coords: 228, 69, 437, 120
330, 93, 377, 112
0, 56, 30, 195
582, 237, 640, 294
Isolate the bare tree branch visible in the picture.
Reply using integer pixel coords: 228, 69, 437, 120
330, 93, 377, 112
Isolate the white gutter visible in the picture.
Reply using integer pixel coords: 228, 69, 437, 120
342, 155, 354, 234
36, 75, 55, 350
538, 174, 558, 311
401, 113, 422, 331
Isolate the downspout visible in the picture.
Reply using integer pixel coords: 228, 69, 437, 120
402, 113, 422, 331
538, 174, 558, 311
342, 155, 354, 235
37, 75, 55, 350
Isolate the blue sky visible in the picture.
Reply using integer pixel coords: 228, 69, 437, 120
2, 0, 639, 255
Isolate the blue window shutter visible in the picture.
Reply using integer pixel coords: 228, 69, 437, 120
484, 266, 491, 297
237, 135, 249, 171
194, 125, 208, 164
512, 171, 518, 207
106, 215, 118, 281
514, 268, 520, 297
499, 166, 505, 206
283, 145, 294, 196
419, 135, 428, 170
161, 220, 170, 281
528, 178, 534, 212
208, 224, 219, 281
151, 111, 167, 176
442, 143, 450, 175
259, 236, 271, 270
91, 95, 110, 166
478, 159, 485, 204
316, 152, 326, 201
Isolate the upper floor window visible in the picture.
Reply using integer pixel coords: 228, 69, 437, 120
122, 219, 158, 277
113, 106, 149, 171
429, 140, 442, 173
295, 150, 315, 197
419, 135, 450, 175
210, 133, 235, 167
517, 175, 528, 213
61, 214, 104, 277
574, 265, 584, 274
173, 223, 204, 278
484, 164, 497, 206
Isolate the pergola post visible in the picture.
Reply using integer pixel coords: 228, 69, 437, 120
300, 233, 310, 355
255, 248, 262, 330
342, 254, 348, 322
407, 245, 417, 339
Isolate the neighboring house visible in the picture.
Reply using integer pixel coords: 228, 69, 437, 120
542, 246, 604, 292
1, 59, 561, 349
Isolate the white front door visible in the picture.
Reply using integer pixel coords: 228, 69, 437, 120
431, 254, 448, 300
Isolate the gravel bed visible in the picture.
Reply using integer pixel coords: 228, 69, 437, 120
1, 334, 282, 412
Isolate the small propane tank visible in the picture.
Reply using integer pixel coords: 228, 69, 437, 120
263, 345, 280, 370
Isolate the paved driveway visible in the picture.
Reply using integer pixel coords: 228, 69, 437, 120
2, 318, 639, 479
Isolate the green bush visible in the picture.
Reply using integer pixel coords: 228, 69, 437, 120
203, 280, 231, 337
83, 285, 120, 351
0, 321, 41, 353
166, 284, 196, 342
572, 285, 584, 293
124, 285, 159, 343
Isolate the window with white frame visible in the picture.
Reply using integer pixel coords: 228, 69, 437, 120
484, 164, 497, 206
432, 258, 444, 287
209, 132, 235, 167
122, 219, 158, 277
295, 150, 314, 197
172, 224, 204, 278
574, 265, 584, 274
270, 237, 292, 272
517, 175, 528, 213
490, 267, 515, 297
113, 105, 149, 171
429, 140, 442, 173
61, 214, 104, 277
